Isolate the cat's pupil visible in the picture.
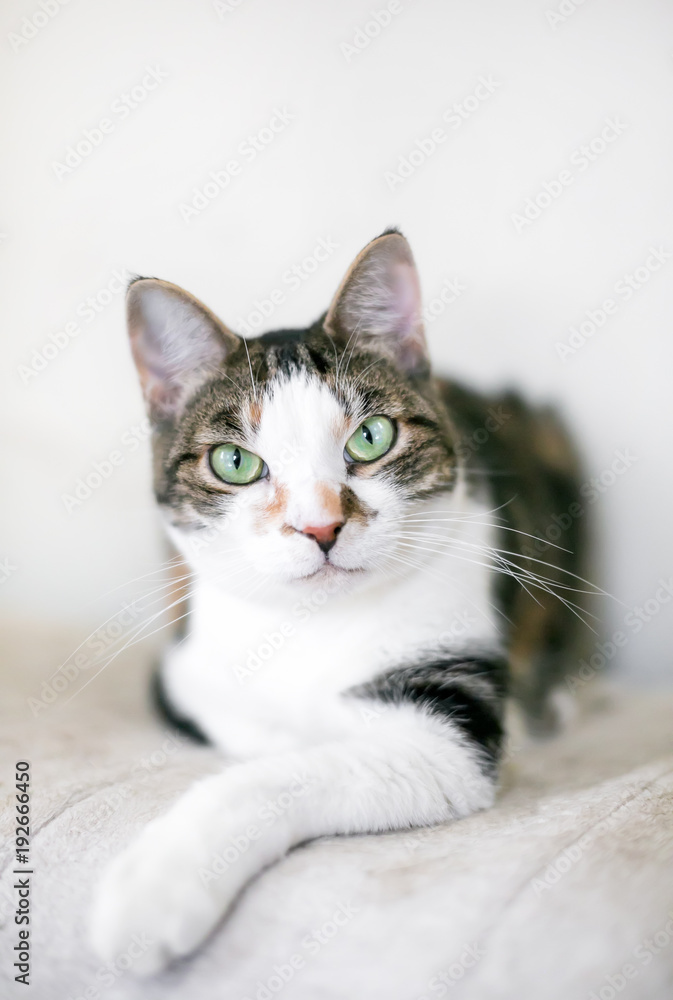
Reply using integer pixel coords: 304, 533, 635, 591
362, 425, 373, 445
233, 448, 241, 469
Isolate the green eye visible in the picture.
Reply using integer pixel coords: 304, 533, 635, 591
210, 444, 265, 484
345, 415, 396, 463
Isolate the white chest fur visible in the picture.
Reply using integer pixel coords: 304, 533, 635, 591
163, 488, 501, 757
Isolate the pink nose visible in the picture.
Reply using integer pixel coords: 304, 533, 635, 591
301, 521, 344, 554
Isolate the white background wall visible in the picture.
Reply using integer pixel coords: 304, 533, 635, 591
1, 0, 672, 683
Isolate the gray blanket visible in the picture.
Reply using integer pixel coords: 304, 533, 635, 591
1, 623, 672, 1000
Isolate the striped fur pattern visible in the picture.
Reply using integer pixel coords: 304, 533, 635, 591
350, 654, 508, 776
90, 231, 591, 974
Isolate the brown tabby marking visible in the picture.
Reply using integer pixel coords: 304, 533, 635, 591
315, 482, 344, 523
340, 484, 373, 525
257, 483, 289, 530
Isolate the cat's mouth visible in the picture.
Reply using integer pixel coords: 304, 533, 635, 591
295, 562, 364, 582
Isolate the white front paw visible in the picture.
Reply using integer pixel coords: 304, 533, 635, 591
90, 810, 226, 976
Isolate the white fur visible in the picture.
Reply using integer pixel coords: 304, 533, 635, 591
90, 372, 503, 973
90, 709, 493, 975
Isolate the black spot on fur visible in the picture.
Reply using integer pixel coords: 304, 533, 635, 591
151, 667, 210, 745
349, 656, 507, 773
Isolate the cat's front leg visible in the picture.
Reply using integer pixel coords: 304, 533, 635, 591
90, 654, 506, 974
89, 760, 302, 975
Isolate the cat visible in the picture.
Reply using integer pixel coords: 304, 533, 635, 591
90, 229, 590, 974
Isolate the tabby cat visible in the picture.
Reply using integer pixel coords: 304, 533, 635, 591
90, 230, 589, 973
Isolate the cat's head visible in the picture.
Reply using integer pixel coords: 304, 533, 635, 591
127, 230, 457, 595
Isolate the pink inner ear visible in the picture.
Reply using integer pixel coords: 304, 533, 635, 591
392, 262, 422, 336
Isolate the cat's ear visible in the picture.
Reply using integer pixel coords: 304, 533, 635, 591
127, 278, 240, 421
324, 230, 429, 376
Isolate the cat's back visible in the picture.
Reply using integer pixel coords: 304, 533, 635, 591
437, 376, 592, 730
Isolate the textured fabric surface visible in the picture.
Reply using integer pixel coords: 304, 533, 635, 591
1, 623, 672, 1000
